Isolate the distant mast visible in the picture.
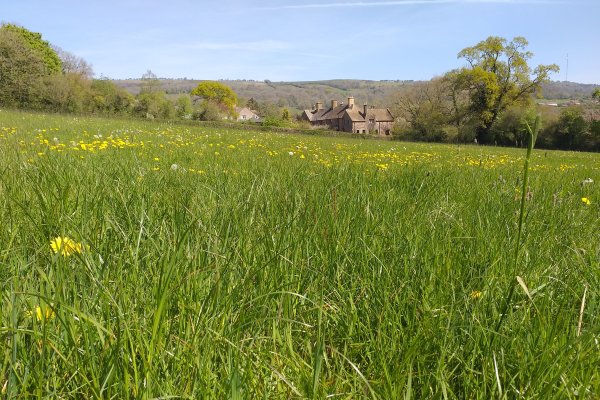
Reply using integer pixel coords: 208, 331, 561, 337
565, 53, 569, 82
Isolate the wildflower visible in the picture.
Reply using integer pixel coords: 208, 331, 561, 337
27, 305, 55, 322
581, 197, 591, 206
470, 290, 482, 300
170, 163, 179, 171
582, 178, 594, 185
288, 151, 294, 156
376, 163, 389, 171
50, 236, 83, 257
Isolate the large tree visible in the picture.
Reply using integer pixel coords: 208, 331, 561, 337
0, 28, 47, 106
1, 23, 62, 74
190, 81, 237, 117
449, 36, 559, 143
390, 78, 450, 141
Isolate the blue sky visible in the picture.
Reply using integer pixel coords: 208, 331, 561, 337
2, 0, 599, 83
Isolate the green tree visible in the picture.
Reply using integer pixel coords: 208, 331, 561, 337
449, 36, 559, 143
195, 100, 222, 121
246, 97, 260, 111
176, 95, 193, 118
390, 78, 449, 142
90, 80, 133, 115
1, 23, 62, 74
552, 107, 588, 150
0, 28, 46, 106
281, 108, 291, 121
593, 88, 600, 101
191, 81, 237, 117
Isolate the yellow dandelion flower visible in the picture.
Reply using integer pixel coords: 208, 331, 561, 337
27, 305, 55, 322
581, 197, 591, 206
470, 290, 482, 300
50, 236, 83, 257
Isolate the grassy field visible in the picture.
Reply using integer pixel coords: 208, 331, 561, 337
1, 110, 599, 399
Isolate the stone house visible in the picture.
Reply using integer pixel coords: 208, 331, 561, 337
235, 107, 261, 122
301, 96, 394, 135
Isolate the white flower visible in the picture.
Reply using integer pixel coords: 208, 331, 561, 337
170, 164, 179, 171
582, 178, 594, 185
288, 151, 294, 156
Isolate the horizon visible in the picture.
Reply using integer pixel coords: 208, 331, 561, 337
2, 0, 599, 84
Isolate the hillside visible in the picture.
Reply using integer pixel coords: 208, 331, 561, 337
112, 78, 599, 110
114, 79, 422, 110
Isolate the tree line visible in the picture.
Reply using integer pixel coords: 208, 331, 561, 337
390, 36, 600, 151
1, 25, 598, 151
0, 23, 306, 127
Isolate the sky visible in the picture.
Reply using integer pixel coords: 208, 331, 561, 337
2, 0, 599, 83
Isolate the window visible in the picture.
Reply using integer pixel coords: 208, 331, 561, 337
386, 130, 390, 135
362, 130, 366, 133
375, 129, 378, 134
356, 130, 360, 133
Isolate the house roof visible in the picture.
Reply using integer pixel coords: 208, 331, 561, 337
302, 108, 328, 122
305, 101, 394, 123
319, 105, 348, 120
235, 106, 259, 116
363, 108, 394, 122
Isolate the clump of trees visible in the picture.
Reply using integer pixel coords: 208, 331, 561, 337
190, 81, 238, 120
538, 107, 600, 151
390, 36, 600, 150
0, 23, 133, 115
0, 24, 242, 122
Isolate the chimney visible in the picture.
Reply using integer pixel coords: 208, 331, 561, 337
364, 103, 368, 116
347, 96, 355, 108
315, 102, 323, 111
331, 99, 338, 108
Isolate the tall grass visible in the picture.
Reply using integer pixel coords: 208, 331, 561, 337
0, 110, 599, 398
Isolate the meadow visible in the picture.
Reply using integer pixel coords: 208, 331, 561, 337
0, 109, 598, 399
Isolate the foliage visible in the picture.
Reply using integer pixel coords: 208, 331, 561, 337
191, 81, 238, 116
543, 107, 589, 150
1, 23, 62, 74
448, 36, 559, 143
246, 97, 260, 111
194, 100, 223, 121
175, 95, 193, 118
90, 79, 134, 115
390, 79, 449, 141
38, 72, 92, 113
0, 28, 46, 107
54, 46, 94, 77
593, 88, 600, 101
1, 110, 599, 397
134, 91, 174, 119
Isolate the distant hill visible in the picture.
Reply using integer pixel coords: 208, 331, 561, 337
112, 78, 599, 110
113, 79, 419, 110
540, 81, 600, 100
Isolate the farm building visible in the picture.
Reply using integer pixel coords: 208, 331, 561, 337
235, 107, 261, 122
301, 96, 394, 135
